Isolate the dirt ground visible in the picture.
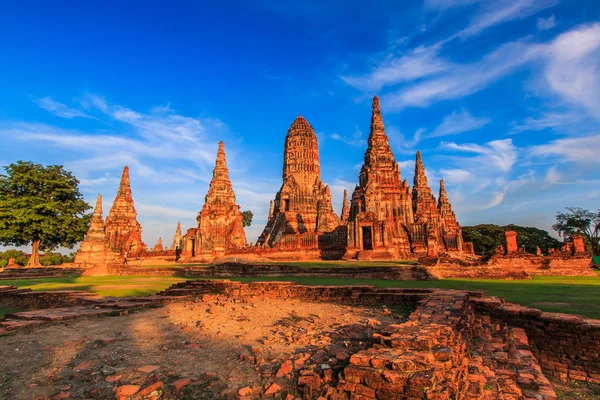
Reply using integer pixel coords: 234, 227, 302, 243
0, 297, 409, 399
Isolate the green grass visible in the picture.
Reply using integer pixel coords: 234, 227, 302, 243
0, 275, 193, 297
2, 272, 600, 319
227, 272, 600, 319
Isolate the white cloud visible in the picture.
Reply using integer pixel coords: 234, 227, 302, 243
430, 108, 490, 138
537, 14, 556, 31
453, 0, 560, 40
440, 138, 518, 173
510, 111, 582, 134
341, 45, 450, 92
34, 97, 95, 119
531, 134, 600, 163
329, 125, 366, 147
542, 23, 600, 120
440, 168, 475, 183
382, 39, 542, 109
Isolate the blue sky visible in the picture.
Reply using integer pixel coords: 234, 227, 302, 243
1, 0, 600, 247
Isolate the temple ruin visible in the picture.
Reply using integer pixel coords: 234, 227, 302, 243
74, 194, 120, 267
181, 142, 247, 261
104, 166, 146, 255
256, 116, 345, 258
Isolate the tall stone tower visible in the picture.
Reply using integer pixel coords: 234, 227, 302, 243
340, 189, 350, 223
75, 194, 119, 267
409, 152, 444, 255
257, 116, 341, 247
185, 142, 246, 259
345, 96, 413, 259
438, 179, 463, 251
104, 166, 146, 255
170, 221, 183, 250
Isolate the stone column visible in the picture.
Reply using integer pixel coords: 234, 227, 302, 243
504, 230, 518, 254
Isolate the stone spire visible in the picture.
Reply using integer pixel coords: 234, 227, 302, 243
90, 194, 104, 231
341, 189, 350, 222
193, 141, 247, 256
345, 96, 413, 258
74, 194, 119, 267
152, 237, 164, 252
412, 152, 439, 223
105, 166, 145, 254
438, 179, 462, 244
203, 141, 236, 205
413, 151, 429, 189
170, 221, 182, 250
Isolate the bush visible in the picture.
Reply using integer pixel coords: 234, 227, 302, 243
39, 252, 63, 266
0, 249, 29, 266
62, 252, 76, 263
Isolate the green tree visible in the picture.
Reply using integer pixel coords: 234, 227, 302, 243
462, 224, 561, 256
553, 207, 600, 256
0, 249, 29, 267
241, 210, 253, 227
0, 161, 92, 267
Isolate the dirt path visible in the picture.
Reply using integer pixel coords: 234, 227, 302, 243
0, 297, 406, 399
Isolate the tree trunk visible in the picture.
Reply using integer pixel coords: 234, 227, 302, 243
27, 240, 41, 267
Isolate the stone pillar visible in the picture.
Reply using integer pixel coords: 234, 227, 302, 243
572, 235, 586, 255
505, 230, 518, 254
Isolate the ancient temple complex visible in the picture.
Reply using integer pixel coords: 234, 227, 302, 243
256, 117, 345, 257
104, 166, 146, 255
74, 194, 119, 267
182, 142, 246, 261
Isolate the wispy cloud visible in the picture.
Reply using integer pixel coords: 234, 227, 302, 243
452, 0, 560, 41
341, 45, 450, 92
440, 138, 518, 173
531, 134, 600, 164
34, 97, 96, 119
510, 111, 582, 134
430, 108, 490, 138
381, 39, 542, 109
329, 125, 366, 147
537, 14, 556, 31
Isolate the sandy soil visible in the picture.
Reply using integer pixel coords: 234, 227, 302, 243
0, 297, 408, 399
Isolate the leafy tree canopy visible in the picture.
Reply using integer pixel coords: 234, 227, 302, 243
241, 210, 253, 228
553, 207, 600, 256
0, 161, 92, 266
462, 224, 561, 256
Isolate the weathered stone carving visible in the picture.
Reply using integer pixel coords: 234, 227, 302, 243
104, 166, 146, 255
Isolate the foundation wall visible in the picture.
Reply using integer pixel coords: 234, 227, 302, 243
473, 297, 600, 384
106, 262, 437, 280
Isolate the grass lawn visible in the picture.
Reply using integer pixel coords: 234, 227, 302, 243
2, 272, 599, 318
230, 272, 600, 319
0, 276, 193, 297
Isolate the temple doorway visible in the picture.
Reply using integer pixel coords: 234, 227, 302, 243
362, 226, 373, 250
